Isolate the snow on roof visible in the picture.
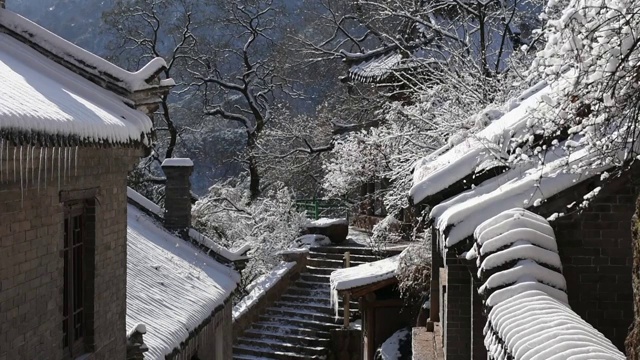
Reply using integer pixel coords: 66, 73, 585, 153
0, 9, 171, 93
126, 204, 239, 360
0, 32, 153, 145
126, 187, 250, 262
432, 144, 613, 249
161, 158, 194, 167
471, 209, 624, 359
330, 254, 400, 317
409, 79, 550, 205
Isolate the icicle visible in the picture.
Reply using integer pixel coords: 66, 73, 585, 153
74, 146, 78, 176
51, 146, 55, 181
38, 147, 42, 194
44, 147, 47, 189
19, 146, 23, 207
13, 146, 16, 182
63, 147, 67, 184
25, 145, 30, 188
67, 147, 71, 180
57, 147, 61, 191
31, 146, 35, 188
0, 138, 3, 184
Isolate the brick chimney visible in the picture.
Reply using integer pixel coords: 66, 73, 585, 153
161, 158, 194, 237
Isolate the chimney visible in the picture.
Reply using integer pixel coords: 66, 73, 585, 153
161, 158, 194, 237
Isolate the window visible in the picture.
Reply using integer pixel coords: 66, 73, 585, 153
63, 201, 93, 358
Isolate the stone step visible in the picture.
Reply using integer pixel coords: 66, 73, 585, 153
294, 279, 330, 290
258, 315, 341, 331
299, 273, 331, 283
284, 286, 331, 298
274, 301, 358, 317
248, 322, 330, 338
242, 329, 331, 348
305, 266, 336, 275
309, 245, 376, 256
233, 344, 324, 360
264, 306, 340, 324
306, 257, 367, 269
308, 251, 381, 263
312, 245, 405, 256
237, 338, 326, 357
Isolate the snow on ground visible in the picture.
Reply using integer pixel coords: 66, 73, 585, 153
0, 32, 153, 144
377, 327, 411, 360
469, 209, 624, 359
330, 254, 400, 317
294, 234, 332, 248
127, 187, 250, 261
233, 261, 296, 320
0, 9, 172, 92
126, 204, 239, 360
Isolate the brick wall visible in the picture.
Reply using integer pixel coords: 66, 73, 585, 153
539, 169, 639, 351
168, 300, 233, 360
443, 252, 471, 360
0, 144, 141, 360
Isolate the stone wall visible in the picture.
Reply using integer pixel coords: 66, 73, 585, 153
539, 169, 639, 351
0, 144, 142, 360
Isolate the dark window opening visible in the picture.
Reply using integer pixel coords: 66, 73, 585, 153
63, 201, 93, 357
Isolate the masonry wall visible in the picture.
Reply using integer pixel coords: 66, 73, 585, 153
540, 169, 639, 351
169, 300, 233, 360
443, 252, 472, 360
0, 144, 142, 360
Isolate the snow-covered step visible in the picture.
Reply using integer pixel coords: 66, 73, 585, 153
294, 279, 330, 289
310, 245, 377, 256
242, 329, 331, 347
306, 257, 366, 268
248, 322, 330, 338
284, 286, 331, 297
299, 273, 331, 283
258, 315, 341, 331
265, 307, 340, 324
274, 301, 357, 317
233, 344, 324, 360
308, 251, 381, 263
305, 265, 336, 275
236, 338, 327, 357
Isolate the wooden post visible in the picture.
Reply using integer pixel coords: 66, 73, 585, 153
343, 252, 351, 328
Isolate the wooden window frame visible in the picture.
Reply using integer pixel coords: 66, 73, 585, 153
61, 193, 96, 359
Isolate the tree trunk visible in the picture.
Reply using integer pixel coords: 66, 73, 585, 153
247, 131, 260, 201
626, 195, 640, 358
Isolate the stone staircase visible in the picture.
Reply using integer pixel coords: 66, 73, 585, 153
233, 245, 401, 359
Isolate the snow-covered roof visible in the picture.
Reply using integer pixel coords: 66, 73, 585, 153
126, 187, 250, 262
0, 32, 155, 145
432, 144, 614, 249
470, 209, 624, 359
126, 204, 239, 360
0, 9, 172, 93
410, 79, 550, 205
330, 254, 399, 293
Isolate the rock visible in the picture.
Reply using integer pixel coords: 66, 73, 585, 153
305, 218, 349, 244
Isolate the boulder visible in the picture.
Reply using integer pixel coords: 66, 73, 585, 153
305, 218, 349, 244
